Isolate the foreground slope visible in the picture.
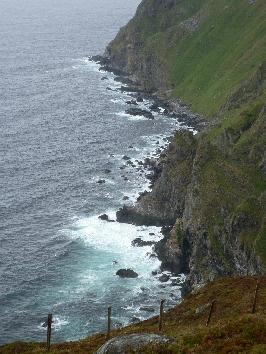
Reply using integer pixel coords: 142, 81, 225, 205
1, 277, 266, 353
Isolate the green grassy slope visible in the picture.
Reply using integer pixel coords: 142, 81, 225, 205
107, 0, 266, 274
110, 0, 266, 118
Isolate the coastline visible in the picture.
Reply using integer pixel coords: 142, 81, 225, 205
89, 55, 205, 293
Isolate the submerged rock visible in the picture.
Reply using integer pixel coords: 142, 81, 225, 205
139, 306, 155, 313
98, 214, 109, 221
131, 237, 155, 247
130, 317, 141, 324
116, 269, 138, 278
97, 179, 106, 184
159, 274, 170, 283
125, 108, 154, 119
126, 99, 138, 105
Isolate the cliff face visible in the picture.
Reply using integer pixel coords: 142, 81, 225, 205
106, 0, 266, 117
106, 0, 266, 289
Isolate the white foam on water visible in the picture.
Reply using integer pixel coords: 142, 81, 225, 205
53, 316, 69, 331
111, 98, 125, 104
38, 316, 69, 332
127, 115, 149, 121
67, 212, 162, 259
71, 57, 102, 73
87, 176, 115, 185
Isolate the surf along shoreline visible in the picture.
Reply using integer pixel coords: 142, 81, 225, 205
89, 54, 206, 292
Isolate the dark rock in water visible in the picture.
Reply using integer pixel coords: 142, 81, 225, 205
122, 155, 130, 160
116, 205, 163, 226
152, 269, 161, 276
171, 278, 181, 286
125, 108, 154, 120
98, 214, 109, 221
130, 317, 141, 324
137, 191, 148, 201
101, 76, 108, 80
128, 145, 134, 149
97, 179, 105, 184
99, 214, 115, 222
149, 253, 157, 259
159, 274, 170, 282
104, 169, 111, 174
41, 320, 48, 328
113, 321, 123, 329
131, 237, 155, 247
136, 96, 144, 102
158, 284, 166, 289
106, 87, 112, 91
95, 333, 173, 354
140, 306, 155, 313
149, 232, 155, 236
123, 196, 129, 200
123, 177, 129, 181
116, 268, 138, 278
149, 103, 160, 112
126, 100, 138, 105
140, 286, 148, 292
119, 166, 126, 170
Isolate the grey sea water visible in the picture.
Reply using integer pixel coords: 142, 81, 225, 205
0, 0, 188, 344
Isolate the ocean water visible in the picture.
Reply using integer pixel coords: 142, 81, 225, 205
0, 0, 190, 344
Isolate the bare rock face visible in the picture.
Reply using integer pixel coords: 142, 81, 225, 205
95, 333, 173, 354
117, 130, 197, 227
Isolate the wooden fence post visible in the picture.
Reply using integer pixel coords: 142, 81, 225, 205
106, 306, 112, 340
47, 314, 52, 352
206, 300, 215, 326
252, 279, 260, 314
159, 299, 165, 331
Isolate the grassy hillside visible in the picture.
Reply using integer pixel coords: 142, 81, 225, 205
107, 0, 266, 277
1, 277, 266, 353
109, 0, 266, 117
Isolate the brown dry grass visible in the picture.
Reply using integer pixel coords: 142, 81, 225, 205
1, 276, 266, 353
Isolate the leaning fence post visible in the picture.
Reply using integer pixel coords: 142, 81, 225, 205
252, 279, 260, 314
106, 306, 112, 340
206, 300, 215, 326
159, 299, 165, 331
46, 313, 52, 352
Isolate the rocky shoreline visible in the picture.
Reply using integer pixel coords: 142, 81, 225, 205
89, 50, 265, 293
90, 55, 206, 131
89, 54, 205, 291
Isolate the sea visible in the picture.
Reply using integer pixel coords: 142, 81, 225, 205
0, 0, 192, 344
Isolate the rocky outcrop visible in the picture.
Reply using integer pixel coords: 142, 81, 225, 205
117, 130, 197, 226
116, 269, 138, 278
117, 117, 265, 289
95, 333, 173, 354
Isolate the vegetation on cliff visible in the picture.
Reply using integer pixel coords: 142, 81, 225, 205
106, 0, 266, 288
1, 277, 266, 353
107, 0, 266, 117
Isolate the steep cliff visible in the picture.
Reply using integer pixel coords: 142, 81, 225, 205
106, 0, 266, 117
106, 0, 266, 289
